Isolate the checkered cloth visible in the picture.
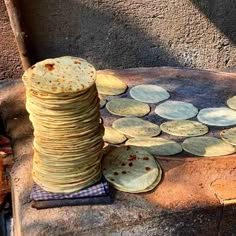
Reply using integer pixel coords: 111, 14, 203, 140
30, 178, 110, 201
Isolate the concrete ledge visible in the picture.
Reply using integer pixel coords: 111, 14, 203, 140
1, 68, 236, 236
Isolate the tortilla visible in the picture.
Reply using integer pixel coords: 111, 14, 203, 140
197, 107, 236, 126
106, 98, 150, 117
226, 96, 236, 110
96, 73, 127, 95
113, 165, 162, 193
155, 101, 198, 120
113, 117, 161, 137
126, 137, 182, 156
22, 57, 104, 193
130, 84, 170, 103
102, 146, 162, 193
100, 98, 106, 108
160, 120, 208, 137
103, 127, 127, 144
22, 56, 96, 94
220, 127, 236, 146
182, 137, 235, 157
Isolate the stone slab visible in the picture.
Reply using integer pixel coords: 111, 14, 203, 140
0, 68, 236, 236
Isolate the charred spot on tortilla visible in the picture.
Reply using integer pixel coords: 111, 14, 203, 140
45, 63, 55, 71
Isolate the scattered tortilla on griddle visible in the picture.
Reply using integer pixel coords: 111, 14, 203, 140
226, 96, 236, 110
126, 137, 182, 156
220, 127, 236, 146
130, 84, 170, 103
102, 146, 162, 193
160, 120, 208, 137
103, 127, 127, 144
96, 73, 127, 95
113, 117, 160, 137
99, 97, 106, 108
106, 98, 150, 117
155, 101, 198, 120
197, 107, 236, 126
182, 137, 235, 157
113, 166, 162, 193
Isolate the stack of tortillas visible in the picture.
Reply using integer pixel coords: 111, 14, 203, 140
22, 56, 104, 193
102, 146, 162, 193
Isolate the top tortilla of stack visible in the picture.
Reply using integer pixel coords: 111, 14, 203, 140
22, 56, 96, 94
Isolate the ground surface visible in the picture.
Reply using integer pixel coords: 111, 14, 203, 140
0, 67, 236, 236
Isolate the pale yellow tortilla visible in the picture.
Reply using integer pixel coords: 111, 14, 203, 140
113, 117, 161, 137
130, 84, 170, 103
160, 120, 208, 137
100, 98, 106, 108
155, 101, 198, 120
102, 146, 161, 193
113, 164, 162, 193
227, 96, 236, 110
96, 73, 127, 95
106, 98, 150, 117
182, 137, 235, 157
220, 127, 236, 146
197, 107, 236, 126
126, 137, 182, 156
103, 127, 127, 144
22, 56, 96, 94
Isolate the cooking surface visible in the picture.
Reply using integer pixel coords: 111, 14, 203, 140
99, 67, 236, 157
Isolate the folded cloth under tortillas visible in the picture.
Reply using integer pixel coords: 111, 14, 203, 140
30, 177, 112, 209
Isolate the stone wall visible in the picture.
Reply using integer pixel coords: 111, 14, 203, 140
18, 0, 236, 70
0, 0, 22, 80
2, 0, 236, 72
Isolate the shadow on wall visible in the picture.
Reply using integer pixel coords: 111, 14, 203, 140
18, 0, 182, 69
191, 0, 236, 45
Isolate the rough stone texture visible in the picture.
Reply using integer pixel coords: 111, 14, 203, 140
0, 0, 22, 80
17, 0, 236, 70
0, 67, 236, 236
211, 179, 236, 203
219, 204, 236, 236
